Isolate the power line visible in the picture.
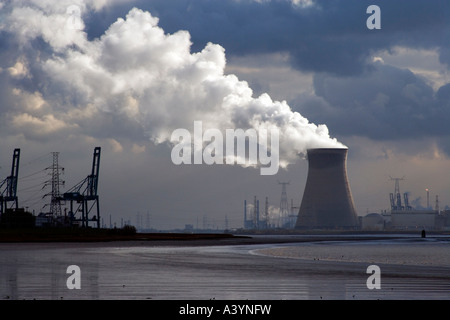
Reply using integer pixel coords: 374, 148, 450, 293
19, 168, 47, 181
20, 152, 52, 168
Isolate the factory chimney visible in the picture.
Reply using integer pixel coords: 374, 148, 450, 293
295, 148, 358, 229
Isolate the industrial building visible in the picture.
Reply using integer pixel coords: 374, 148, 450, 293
362, 210, 448, 231
361, 213, 385, 231
390, 210, 443, 230
295, 148, 358, 229
362, 178, 450, 231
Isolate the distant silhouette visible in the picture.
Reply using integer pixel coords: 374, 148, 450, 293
421, 229, 426, 238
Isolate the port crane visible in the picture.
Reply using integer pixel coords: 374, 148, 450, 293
63, 147, 101, 228
0, 149, 20, 215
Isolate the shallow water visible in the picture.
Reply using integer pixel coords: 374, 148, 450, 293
0, 235, 449, 300
252, 236, 450, 267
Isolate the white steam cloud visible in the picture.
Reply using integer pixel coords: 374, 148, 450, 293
1, 3, 345, 169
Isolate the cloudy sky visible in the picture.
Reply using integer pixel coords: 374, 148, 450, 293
1, 0, 450, 230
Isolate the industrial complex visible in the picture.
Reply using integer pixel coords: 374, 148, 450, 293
361, 177, 449, 231
243, 148, 450, 232
1, 146, 450, 232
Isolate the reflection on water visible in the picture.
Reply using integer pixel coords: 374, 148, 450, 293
0, 236, 449, 300
0, 244, 100, 300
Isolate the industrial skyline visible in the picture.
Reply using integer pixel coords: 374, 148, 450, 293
1, 1, 450, 230
2, 144, 446, 231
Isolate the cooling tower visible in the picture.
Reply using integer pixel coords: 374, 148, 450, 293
295, 148, 358, 229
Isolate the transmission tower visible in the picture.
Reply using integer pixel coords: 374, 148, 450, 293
43, 152, 64, 218
278, 181, 290, 228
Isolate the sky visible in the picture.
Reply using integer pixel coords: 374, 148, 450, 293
1, 0, 450, 230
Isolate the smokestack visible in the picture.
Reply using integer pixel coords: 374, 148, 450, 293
244, 200, 247, 227
295, 148, 358, 229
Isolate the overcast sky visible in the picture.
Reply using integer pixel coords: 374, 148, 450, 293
1, 0, 450, 230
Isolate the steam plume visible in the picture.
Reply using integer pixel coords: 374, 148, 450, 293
1, 3, 346, 169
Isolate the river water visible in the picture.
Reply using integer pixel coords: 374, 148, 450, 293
0, 234, 448, 300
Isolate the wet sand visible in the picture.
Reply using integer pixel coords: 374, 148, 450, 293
0, 234, 449, 300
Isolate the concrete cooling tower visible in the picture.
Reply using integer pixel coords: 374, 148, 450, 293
295, 148, 358, 229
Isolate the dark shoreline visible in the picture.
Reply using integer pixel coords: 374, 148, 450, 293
0, 229, 248, 244
0, 227, 448, 246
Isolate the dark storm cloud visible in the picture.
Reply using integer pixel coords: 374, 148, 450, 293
2, 0, 449, 146
291, 62, 450, 145
84, 0, 450, 76
1, 3, 346, 170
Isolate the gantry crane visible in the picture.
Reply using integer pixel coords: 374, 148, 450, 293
0, 149, 20, 215
63, 147, 101, 228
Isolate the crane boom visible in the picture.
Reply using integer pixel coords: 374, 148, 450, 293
0, 148, 20, 214
63, 147, 101, 228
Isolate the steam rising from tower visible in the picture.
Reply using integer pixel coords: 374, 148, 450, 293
0, 4, 346, 169
295, 148, 358, 229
